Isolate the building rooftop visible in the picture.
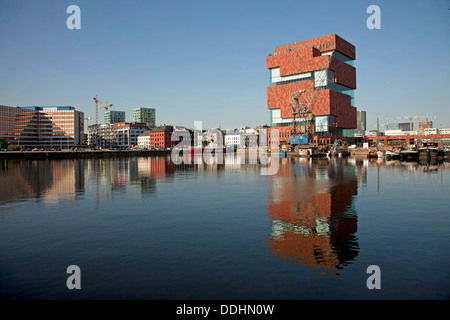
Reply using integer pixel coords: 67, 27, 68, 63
21, 106, 75, 111
133, 107, 155, 110
151, 125, 174, 132
268, 34, 355, 60
138, 130, 151, 137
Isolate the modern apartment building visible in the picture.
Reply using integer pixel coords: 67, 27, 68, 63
266, 34, 357, 147
398, 122, 413, 131
133, 107, 156, 129
113, 122, 149, 147
137, 131, 151, 149
0, 105, 84, 148
87, 124, 114, 148
104, 110, 126, 125
150, 125, 174, 149
225, 131, 243, 148
87, 122, 149, 148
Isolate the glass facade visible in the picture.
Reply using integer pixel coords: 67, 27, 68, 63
0, 105, 84, 147
104, 111, 125, 125
327, 82, 355, 107
315, 115, 335, 133
271, 108, 312, 128
275, 55, 352, 106
269, 68, 312, 87
324, 50, 354, 67
132, 107, 156, 128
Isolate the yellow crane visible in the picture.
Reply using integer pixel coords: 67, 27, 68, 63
93, 95, 102, 125
98, 100, 113, 112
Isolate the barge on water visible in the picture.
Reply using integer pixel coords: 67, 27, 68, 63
419, 147, 439, 161
401, 149, 419, 161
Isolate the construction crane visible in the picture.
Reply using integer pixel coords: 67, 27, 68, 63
289, 50, 334, 143
385, 115, 436, 131
98, 100, 113, 112
367, 114, 382, 135
84, 117, 91, 128
93, 95, 102, 125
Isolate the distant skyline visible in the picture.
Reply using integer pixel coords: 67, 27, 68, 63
0, 0, 449, 130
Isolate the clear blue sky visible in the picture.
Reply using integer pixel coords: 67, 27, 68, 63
0, 0, 449, 130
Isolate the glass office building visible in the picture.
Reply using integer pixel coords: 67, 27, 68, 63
104, 110, 126, 125
132, 107, 156, 129
0, 105, 84, 148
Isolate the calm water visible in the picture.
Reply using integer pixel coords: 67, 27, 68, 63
0, 155, 449, 300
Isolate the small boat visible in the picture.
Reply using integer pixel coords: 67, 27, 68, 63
444, 147, 450, 159
385, 150, 401, 160
401, 149, 419, 161
376, 150, 384, 158
368, 150, 378, 158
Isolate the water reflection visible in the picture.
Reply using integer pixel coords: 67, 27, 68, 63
0, 159, 85, 204
1, 156, 448, 207
0, 155, 263, 206
1, 155, 448, 299
267, 157, 365, 275
0, 157, 178, 206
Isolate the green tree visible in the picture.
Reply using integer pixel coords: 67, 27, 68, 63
0, 137, 9, 149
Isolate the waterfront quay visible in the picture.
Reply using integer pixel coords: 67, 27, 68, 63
367, 133, 450, 149
2, 146, 447, 162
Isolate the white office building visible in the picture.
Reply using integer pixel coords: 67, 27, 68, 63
225, 131, 243, 147
114, 122, 149, 147
137, 131, 151, 149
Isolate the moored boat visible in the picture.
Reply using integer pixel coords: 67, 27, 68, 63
368, 150, 378, 158
419, 147, 439, 161
444, 147, 450, 159
401, 149, 419, 161
385, 150, 401, 160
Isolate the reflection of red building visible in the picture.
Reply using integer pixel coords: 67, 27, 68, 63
267, 34, 357, 147
268, 159, 359, 274
150, 156, 175, 179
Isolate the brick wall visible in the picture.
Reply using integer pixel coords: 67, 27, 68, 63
267, 34, 357, 139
